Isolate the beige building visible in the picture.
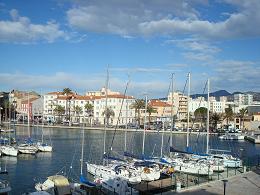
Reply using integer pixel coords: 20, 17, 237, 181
167, 92, 188, 120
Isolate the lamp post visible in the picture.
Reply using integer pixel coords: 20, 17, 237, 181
222, 179, 228, 195
12, 100, 17, 124
0, 107, 2, 126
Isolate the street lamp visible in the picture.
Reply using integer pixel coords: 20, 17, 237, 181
0, 107, 3, 126
222, 179, 228, 195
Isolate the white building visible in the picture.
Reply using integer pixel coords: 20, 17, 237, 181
210, 100, 225, 113
189, 97, 208, 113
43, 89, 136, 125
93, 94, 135, 125
234, 93, 253, 106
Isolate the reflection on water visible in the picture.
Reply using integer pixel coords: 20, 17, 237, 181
1, 126, 259, 194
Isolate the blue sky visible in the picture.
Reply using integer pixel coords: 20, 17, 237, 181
0, 0, 260, 98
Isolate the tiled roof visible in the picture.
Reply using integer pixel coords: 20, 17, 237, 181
47, 92, 63, 95
149, 100, 172, 107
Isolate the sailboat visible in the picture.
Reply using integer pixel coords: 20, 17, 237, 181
37, 115, 53, 152
86, 69, 142, 194
18, 92, 38, 154
1, 102, 18, 157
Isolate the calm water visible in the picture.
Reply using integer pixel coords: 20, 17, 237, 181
1, 126, 260, 194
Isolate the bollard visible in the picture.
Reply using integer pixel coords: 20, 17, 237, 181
218, 164, 220, 180
197, 171, 200, 185
208, 166, 210, 182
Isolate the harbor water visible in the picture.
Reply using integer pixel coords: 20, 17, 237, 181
0, 126, 259, 194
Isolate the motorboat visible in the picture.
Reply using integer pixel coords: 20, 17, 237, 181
219, 133, 244, 140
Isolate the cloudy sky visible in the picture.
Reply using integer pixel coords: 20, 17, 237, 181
0, 0, 259, 98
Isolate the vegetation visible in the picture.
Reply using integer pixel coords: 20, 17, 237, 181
54, 105, 65, 123
210, 112, 222, 130
194, 107, 208, 127
146, 105, 156, 129
238, 107, 248, 130
73, 105, 82, 122
62, 88, 73, 121
102, 107, 115, 125
224, 105, 234, 126
84, 103, 94, 125
130, 99, 145, 126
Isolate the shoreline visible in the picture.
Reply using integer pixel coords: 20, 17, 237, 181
12, 123, 218, 135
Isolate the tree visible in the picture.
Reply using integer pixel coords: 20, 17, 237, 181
102, 107, 115, 125
62, 88, 73, 121
210, 112, 222, 130
146, 105, 156, 129
84, 103, 94, 125
224, 105, 233, 126
54, 105, 65, 123
130, 99, 145, 126
239, 107, 247, 130
73, 105, 82, 122
194, 107, 208, 128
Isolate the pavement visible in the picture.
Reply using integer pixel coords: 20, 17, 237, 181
160, 167, 260, 195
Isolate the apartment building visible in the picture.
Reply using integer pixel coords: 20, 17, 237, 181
167, 92, 188, 120
234, 93, 253, 105
43, 89, 136, 125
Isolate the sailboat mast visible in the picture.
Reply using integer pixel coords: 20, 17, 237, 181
170, 73, 174, 149
186, 73, 190, 149
124, 97, 128, 152
27, 92, 30, 137
206, 79, 210, 154
80, 121, 85, 175
103, 66, 109, 155
142, 94, 148, 155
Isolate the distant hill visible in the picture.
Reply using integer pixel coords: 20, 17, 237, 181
191, 90, 260, 101
191, 90, 231, 100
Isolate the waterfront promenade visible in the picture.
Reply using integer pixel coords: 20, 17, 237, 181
12, 122, 218, 135
169, 167, 260, 195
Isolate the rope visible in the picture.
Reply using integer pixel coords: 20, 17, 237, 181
107, 78, 130, 157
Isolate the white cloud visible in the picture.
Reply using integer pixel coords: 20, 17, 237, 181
0, 72, 171, 98
0, 9, 68, 43
66, 0, 260, 39
211, 60, 260, 91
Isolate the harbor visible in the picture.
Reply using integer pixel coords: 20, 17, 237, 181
0, 126, 259, 194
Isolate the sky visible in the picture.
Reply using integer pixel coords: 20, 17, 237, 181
0, 0, 260, 98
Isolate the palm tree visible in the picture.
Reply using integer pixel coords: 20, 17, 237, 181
239, 107, 248, 130
210, 112, 222, 130
146, 105, 156, 129
62, 88, 72, 121
84, 103, 94, 125
54, 105, 65, 123
74, 105, 82, 122
224, 105, 234, 126
130, 99, 145, 127
102, 107, 115, 125
194, 107, 208, 128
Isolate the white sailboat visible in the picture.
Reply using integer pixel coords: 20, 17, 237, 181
37, 116, 52, 152
18, 92, 38, 154
1, 103, 18, 157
